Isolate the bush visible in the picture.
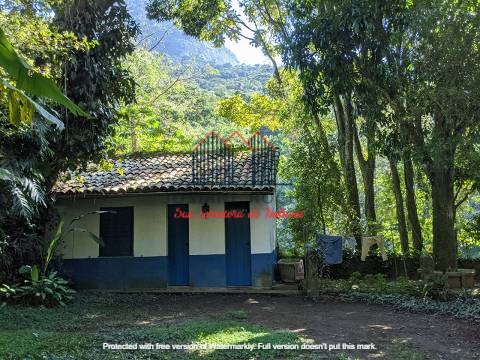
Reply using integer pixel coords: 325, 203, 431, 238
1, 266, 75, 307
420, 272, 449, 301
341, 292, 480, 321
313, 272, 480, 321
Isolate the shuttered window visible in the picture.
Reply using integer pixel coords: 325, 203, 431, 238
99, 207, 134, 257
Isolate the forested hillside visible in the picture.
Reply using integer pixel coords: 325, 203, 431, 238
126, 0, 238, 65
126, 0, 272, 96
113, 0, 274, 155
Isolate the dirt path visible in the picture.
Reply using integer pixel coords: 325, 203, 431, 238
146, 293, 480, 359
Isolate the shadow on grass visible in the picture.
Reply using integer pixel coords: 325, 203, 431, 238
99, 320, 306, 359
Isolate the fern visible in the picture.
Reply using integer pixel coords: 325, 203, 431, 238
20, 177, 46, 206
10, 185, 34, 221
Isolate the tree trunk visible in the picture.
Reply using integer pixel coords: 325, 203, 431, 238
353, 121, 376, 234
403, 157, 423, 253
430, 166, 457, 271
333, 93, 361, 248
389, 158, 409, 254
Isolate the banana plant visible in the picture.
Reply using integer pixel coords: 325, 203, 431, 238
41, 210, 108, 275
0, 27, 88, 128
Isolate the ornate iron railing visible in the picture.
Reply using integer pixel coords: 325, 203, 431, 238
192, 131, 234, 186
248, 132, 279, 187
192, 131, 279, 187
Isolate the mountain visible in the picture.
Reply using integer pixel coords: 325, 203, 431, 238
198, 63, 273, 96
126, 0, 238, 65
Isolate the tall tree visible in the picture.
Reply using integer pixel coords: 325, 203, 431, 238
389, 158, 409, 254
332, 94, 362, 243
403, 157, 423, 252
47, 0, 139, 185
281, 0, 480, 270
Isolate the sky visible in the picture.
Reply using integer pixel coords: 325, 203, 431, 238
222, 0, 272, 65
224, 38, 271, 65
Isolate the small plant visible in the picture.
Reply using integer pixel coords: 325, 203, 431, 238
0, 211, 105, 307
1, 267, 75, 306
349, 271, 362, 282
420, 272, 450, 301
40, 211, 104, 275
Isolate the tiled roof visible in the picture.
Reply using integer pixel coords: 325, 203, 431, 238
54, 153, 277, 196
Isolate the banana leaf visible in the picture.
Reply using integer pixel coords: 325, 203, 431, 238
2, 80, 64, 129
0, 27, 88, 119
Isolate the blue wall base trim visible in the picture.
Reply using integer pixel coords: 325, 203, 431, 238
60, 256, 167, 290
59, 251, 276, 289
251, 252, 276, 287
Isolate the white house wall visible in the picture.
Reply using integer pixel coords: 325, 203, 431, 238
55, 193, 277, 289
56, 196, 167, 259
250, 195, 276, 254
189, 201, 225, 255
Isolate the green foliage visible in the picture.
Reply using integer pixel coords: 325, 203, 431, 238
113, 48, 253, 155
285, 118, 346, 242
0, 209, 105, 306
320, 273, 420, 297
1, 0, 139, 282
342, 292, 480, 322
19, 264, 39, 283
48, 0, 139, 174
420, 272, 449, 301
1, 269, 75, 307
316, 272, 480, 320
199, 63, 272, 96
146, 0, 239, 47
217, 93, 281, 131
279, 0, 480, 269
0, 3, 91, 227
0, 27, 88, 125
128, 0, 238, 65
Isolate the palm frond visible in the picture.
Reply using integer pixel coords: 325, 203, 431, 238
10, 184, 34, 221
20, 177, 46, 206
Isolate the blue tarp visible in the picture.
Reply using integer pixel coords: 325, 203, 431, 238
316, 233, 343, 265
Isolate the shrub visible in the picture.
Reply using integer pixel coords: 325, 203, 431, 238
420, 272, 449, 301
341, 292, 480, 321
312, 271, 480, 321
1, 266, 75, 307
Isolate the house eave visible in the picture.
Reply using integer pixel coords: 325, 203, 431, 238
54, 188, 276, 200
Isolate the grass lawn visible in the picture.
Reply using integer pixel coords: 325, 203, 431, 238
0, 292, 451, 359
0, 292, 315, 360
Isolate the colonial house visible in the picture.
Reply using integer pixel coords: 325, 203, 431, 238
53, 132, 279, 290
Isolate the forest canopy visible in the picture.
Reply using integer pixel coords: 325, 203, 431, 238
0, 0, 479, 280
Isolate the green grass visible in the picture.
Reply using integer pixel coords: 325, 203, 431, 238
0, 320, 304, 359
0, 292, 433, 360
0, 293, 307, 360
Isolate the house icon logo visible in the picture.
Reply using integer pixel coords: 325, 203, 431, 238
192, 131, 279, 187
192, 131, 276, 152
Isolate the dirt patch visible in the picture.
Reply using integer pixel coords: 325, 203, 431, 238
117, 293, 480, 359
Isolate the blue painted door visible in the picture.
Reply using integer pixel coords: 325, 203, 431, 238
168, 204, 189, 286
225, 202, 251, 286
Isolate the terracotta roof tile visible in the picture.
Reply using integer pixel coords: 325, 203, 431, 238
54, 153, 277, 195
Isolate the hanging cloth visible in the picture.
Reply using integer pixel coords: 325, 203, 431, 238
361, 236, 388, 261
316, 233, 343, 265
